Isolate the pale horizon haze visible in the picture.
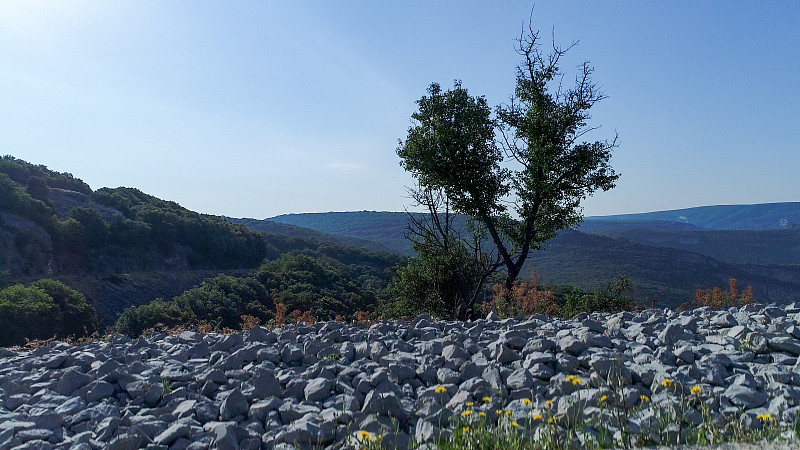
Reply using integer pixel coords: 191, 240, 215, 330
2, 1, 798, 219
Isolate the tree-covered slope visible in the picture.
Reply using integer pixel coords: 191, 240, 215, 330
0, 156, 273, 277
584, 228, 800, 266
263, 211, 800, 308
1, 157, 404, 332
525, 230, 800, 307
228, 217, 398, 255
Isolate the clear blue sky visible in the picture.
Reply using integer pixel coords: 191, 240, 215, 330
2, 1, 798, 219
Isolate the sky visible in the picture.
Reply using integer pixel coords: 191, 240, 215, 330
1, 1, 798, 219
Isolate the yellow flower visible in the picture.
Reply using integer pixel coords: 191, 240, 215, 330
640, 395, 650, 403
505, 410, 512, 416
462, 426, 470, 433
548, 417, 557, 424
478, 411, 486, 417
482, 396, 492, 402
545, 400, 553, 407
565, 375, 575, 382
496, 409, 503, 415
461, 410, 473, 417
511, 421, 519, 428
533, 414, 543, 420
465, 401, 474, 407
661, 378, 673, 388
521, 398, 532, 405
691, 385, 703, 396
571, 377, 583, 386
357, 430, 373, 441
373, 435, 382, 442
600, 395, 608, 402
435, 386, 447, 394
757, 413, 774, 421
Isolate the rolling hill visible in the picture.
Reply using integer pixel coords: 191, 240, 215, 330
263, 209, 800, 308
0, 157, 402, 326
583, 202, 800, 230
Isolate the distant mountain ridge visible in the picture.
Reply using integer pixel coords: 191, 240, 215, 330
263, 206, 800, 308
584, 202, 800, 230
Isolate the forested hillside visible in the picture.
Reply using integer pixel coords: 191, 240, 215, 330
262, 211, 800, 308
0, 156, 272, 277
0, 157, 402, 339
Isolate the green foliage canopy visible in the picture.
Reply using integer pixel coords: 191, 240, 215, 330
397, 24, 620, 291
0, 280, 99, 346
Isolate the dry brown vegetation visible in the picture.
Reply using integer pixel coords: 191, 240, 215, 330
482, 274, 560, 318
694, 278, 753, 309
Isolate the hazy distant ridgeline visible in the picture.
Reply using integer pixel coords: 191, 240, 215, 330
584, 202, 800, 230
263, 210, 800, 308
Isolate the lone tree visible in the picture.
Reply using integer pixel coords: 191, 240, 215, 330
397, 22, 619, 296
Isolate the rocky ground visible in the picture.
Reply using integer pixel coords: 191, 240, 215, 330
3, 303, 800, 449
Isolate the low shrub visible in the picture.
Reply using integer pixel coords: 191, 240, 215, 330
0, 280, 99, 346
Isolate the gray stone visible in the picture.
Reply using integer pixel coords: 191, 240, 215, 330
529, 362, 555, 380
16, 428, 56, 443
220, 389, 249, 420
441, 344, 469, 361
414, 419, 439, 443
279, 402, 321, 423
213, 423, 240, 450
658, 323, 693, 347
84, 380, 115, 402
506, 368, 534, 390
283, 419, 335, 445
361, 391, 410, 422
304, 377, 333, 403
106, 433, 145, 450
558, 336, 588, 355
769, 336, 800, 356
173, 399, 197, 418
154, 423, 191, 445
724, 384, 768, 409
489, 342, 520, 363
56, 369, 92, 395
436, 368, 460, 385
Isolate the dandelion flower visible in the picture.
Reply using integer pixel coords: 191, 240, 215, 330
661, 378, 673, 388
565, 375, 575, 382
522, 398, 532, 405
462, 426, 470, 433
465, 402, 474, 407
505, 410, 512, 416
757, 413, 774, 421
548, 417, 557, 424
600, 395, 608, 402
482, 396, 492, 402
545, 400, 553, 407
533, 414, 543, 420
373, 435, 382, 442
511, 421, 519, 428
691, 385, 703, 395
435, 386, 447, 394
571, 377, 583, 386
496, 409, 503, 415
357, 431, 373, 442
640, 395, 650, 403
461, 410, 473, 417
478, 412, 486, 417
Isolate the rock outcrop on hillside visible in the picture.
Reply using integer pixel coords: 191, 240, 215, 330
3, 304, 800, 449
